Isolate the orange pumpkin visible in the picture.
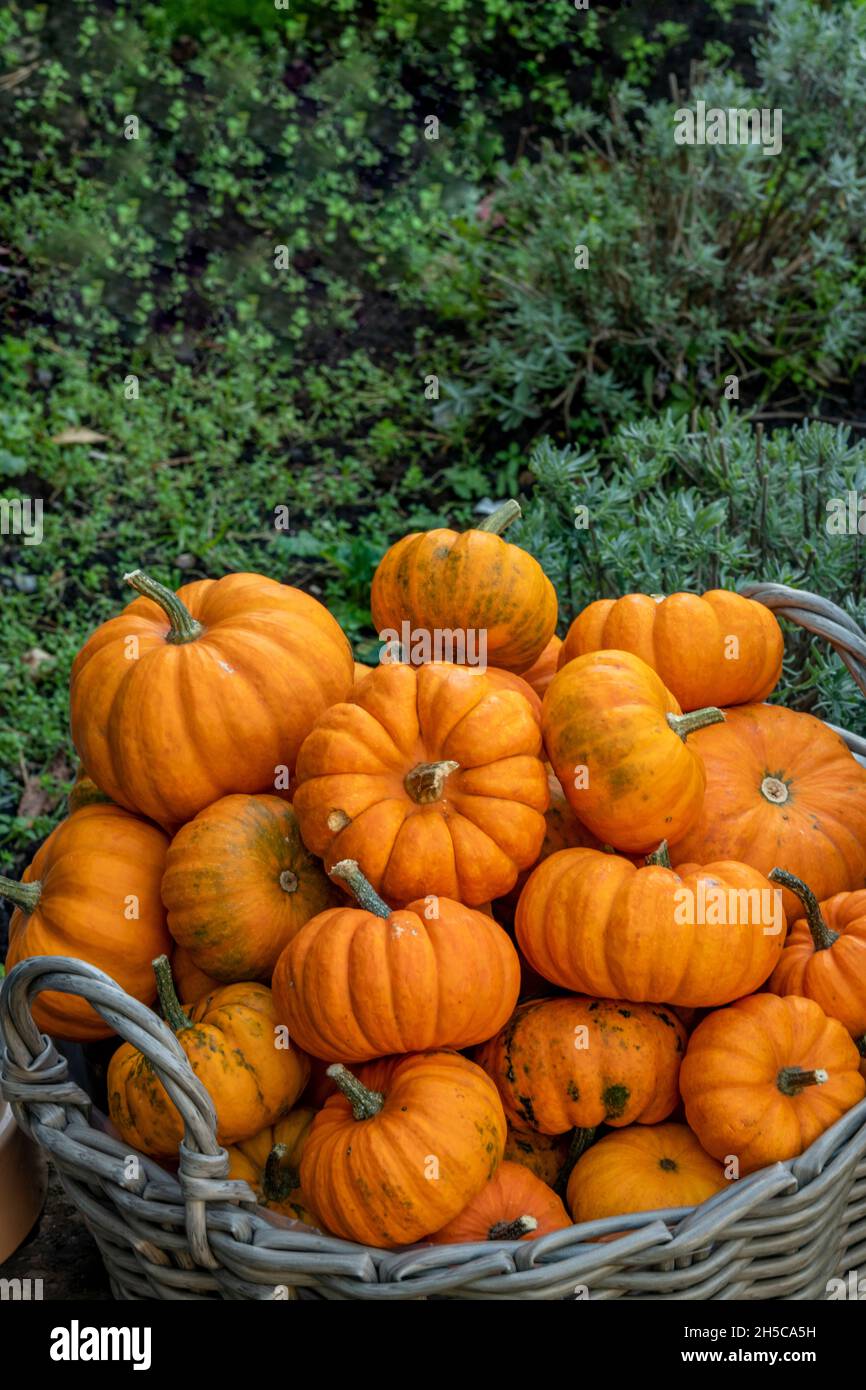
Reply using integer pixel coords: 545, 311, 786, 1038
299, 1054, 507, 1248
475, 996, 686, 1135
162, 794, 341, 983
70, 569, 354, 830
767, 870, 866, 1038
559, 590, 783, 711
293, 661, 549, 906
108, 959, 310, 1158
520, 635, 562, 699
542, 650, 724, 852
516, 843, 783, 1007
680, 993, 866, 1174
225, 1107, 317, 1226
271, 860, 520, 1061
172, 947, 220, 1003
669, 704, 866, 920
566, 1123, 727, 1223
370, 499, 558, 674
485, 667, 542, 722
504, 1125, 570, 1187
428, 1161, 571, 1244
3, 804, 170, 1041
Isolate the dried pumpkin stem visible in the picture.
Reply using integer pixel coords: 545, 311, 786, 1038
768, 868, 839, 951
0, 875, 42, 913
554, 1126, 597, 1197
327, 1063, 385, 1120
475, 499, 522, 535
488, 1215, 537, 1241
777, 1066, 829, 1096
278, 870, 299, 894
666, 707, 726, 740
124, 569, 203, 645
404, 759, 460, 804
645, 841, 672, 869
153, 954, 193, 1033
329, 860, 391, 918
263, 1143, 299, 1204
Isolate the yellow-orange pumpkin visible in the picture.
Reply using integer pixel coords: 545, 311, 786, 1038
767, 870, 866, 1038
567, 1123, 727, 1223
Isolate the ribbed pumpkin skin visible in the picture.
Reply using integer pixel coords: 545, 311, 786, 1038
4, 805, 170, 1041
299, 1053, 507, 1248
505, 1125, 570, 1187
162, 794, 341, 982
542, 650, 711, 852
769, 890, 866, 1037
225, 1107, 317, 1224
560, 590, 783, 711
293, 662, 549, 906
272, 897, 520, 1061
370, 525, 558, 674
484, 667, 542, 722
475, 996, 686, 1135
70, 572, 354, 830
108, 983, 310, 1158
520, 635, 562, 699
680, 994, 866, 1174
669, 705, 866, 921
516, 847, 783, 1007
429, 1161, 571, 1244
567, 1123, 726, 1223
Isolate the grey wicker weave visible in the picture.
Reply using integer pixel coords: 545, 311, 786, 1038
2, 583, 866, 1300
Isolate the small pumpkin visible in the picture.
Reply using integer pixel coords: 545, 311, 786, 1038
293, 660, 549, 905
108, 958, 310, 1158
162, 794, 341, 983
299, 1054, 507, 1248
566, 1123, 726, 1223
767, 870, 866, 1039
542, 650, 725, 852
516, 843, 783, 1007
519, 635, 562, 700
172, 947, 220, 1003
680, 993, 866, 1174
669, 704, 866, 920
559, 590, 783, 711
475, 996, 686, 1136
428, 1161, 571, 1244
225, 1107, 317, 1226
70, 569, 354, 830
3, 804, 170, 1041
504, 1125, 570, 1188
271, 860, 520, 1061
370, 499, 558, 674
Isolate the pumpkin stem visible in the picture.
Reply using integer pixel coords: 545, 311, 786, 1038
262, 1143, 299, 1204
0, 875, 42, 913
475, 499, 521, 535
666, 707, 726, 740
124, 570, 203, 645
153, 954, 193, 1033
329, 860, 391, 919
554, 1126, 597, 1197
404, 759, 460, 804
777, 1066, 829, 1096
488, 1215, 537, 1241
278, 870, 299, 894
760, 775, 790, 805
327, 1063, 386, 1120
645, 841, 672, 869
768, 868, 839, 951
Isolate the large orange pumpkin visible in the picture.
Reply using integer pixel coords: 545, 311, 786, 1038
767, 870, 866, 1038
108, 959, 310, 1158
162, 794, 341, 983
70, 569, 354, 830
3, 804, 170, 1041
370, 500, 558, 674
559, 590, 783, 711
566, 1123, 727, 1223
272, 859, 520, 1061
542, 650, 724, 852
680, 994, 866, 1174
669, 704, 866, 920
516, 844, 783, 1007
299, 1054, 507, 1248
428, 1161, 571, 1244
293, 661, 549, 906
475, 996, 686, 1136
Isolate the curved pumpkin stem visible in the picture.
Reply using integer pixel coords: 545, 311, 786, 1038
262, 1143, 299, 1204
768, 868, 839, 951
777, 1066, 829, 1096
475, 499, 521, 535
645, 841, 672, 869
666, 707, 726, 740
488, 1215, 537, 1241
329, 860, 391, 919
553, 1126, 597, 1198
153, 954, 193, 1033
404, 759, 460, 804
0, 875, 42, 913
327, 1063, 385, 1120
124, 570, 203, 645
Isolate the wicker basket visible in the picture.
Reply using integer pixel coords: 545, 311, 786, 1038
3, 583, 866, 1301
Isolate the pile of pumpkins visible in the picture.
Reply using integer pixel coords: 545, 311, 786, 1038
4, 500, 866, 1252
